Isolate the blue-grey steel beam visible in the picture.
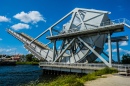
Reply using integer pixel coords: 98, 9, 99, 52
108, 33, 112, 67
54, 38, 75, 62
116, 42, 120, 63
78, 37, 111, 67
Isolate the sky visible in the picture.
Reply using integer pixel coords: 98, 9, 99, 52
0, 0, 130, 61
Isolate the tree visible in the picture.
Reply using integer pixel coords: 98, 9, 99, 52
0, 55, 2, 58
26, 54, 33, 62
6, 55, 11, 58
121, 54, 130, 64
32, 57, 39, 62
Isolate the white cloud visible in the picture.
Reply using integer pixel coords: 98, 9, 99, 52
0, 38, 2, 41
0, 16, 10, 22
0, 48, 17, 55
106, 48, 115, 52
13, 11, 46, 23
119, 48, 130, 54
105, 42, 115, 45
120, 41, 128, 46
106, 49, 112, 52
11, 23, 29, 30
112, 48, 117, 52
112, 48, 123, 52
106, 48, 130, 54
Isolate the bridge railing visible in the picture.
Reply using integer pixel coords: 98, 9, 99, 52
39, 62, 107, 70
99, 18, 130, 28
39, 62, 130, 72
112, 64, 130, 75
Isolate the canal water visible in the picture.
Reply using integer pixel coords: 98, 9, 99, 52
0, 65, 43, 86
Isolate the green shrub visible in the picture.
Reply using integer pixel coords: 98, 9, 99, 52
16, 62, 39, 65
95, 67, 118, 76
38, 75, 83, 86
81, 73, 97, 83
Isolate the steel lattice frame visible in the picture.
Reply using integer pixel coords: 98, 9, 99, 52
28, 8, 112, 66
7, 8, 130, 67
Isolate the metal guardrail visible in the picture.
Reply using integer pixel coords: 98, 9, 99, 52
99, 18, 130, 28
39, 62, 130, 75
39, 62, 107, 70
112, 64, 130, 76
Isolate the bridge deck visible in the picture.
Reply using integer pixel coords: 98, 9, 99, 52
47, 24, 124, 40
39, 62, 130, 74
19, 33, 49, 49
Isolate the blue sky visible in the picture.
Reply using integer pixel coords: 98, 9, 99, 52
0, 0, 130, 61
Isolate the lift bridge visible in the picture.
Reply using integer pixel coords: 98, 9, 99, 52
7, 8, 130, 74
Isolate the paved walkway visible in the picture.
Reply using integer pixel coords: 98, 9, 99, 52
84, 74, 130, 86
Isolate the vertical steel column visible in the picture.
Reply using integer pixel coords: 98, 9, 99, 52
53, 40, 56, 61
108, 33, 112, 67
116, 42, 120, 63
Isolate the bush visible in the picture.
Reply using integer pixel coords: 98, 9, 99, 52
38, 75, 83, 86
81, 73, 97, 82
26, 54, 33, 62
16, 62, 39, 65
95, 67, 117, 76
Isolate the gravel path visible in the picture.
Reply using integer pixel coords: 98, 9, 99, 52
84, 74, 130, 86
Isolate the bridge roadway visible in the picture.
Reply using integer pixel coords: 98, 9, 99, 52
39, 62, 130, 75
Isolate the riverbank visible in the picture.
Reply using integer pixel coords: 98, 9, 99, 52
0, 60, 16, 66
23, 67, 117, 86
16, 62, 39, 65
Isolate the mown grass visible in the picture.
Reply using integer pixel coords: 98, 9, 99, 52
16, 62, 39, 65
21, 67, 118, 86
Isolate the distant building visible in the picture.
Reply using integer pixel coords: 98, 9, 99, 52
11, 54, 22, 61
0, 54, 27, 62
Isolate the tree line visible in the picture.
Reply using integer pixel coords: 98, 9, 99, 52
121, 54, 130, 64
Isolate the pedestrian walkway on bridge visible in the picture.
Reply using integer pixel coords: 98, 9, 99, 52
39, 62, 130, 75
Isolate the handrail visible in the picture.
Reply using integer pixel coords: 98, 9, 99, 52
100, 18, 130, 28
39, 62, 130, 71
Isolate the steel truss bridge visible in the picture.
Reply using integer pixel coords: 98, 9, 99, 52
7, 8, 130, 73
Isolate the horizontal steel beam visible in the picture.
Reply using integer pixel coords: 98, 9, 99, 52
47, 24, 124, 40
106, 36, 128, 42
